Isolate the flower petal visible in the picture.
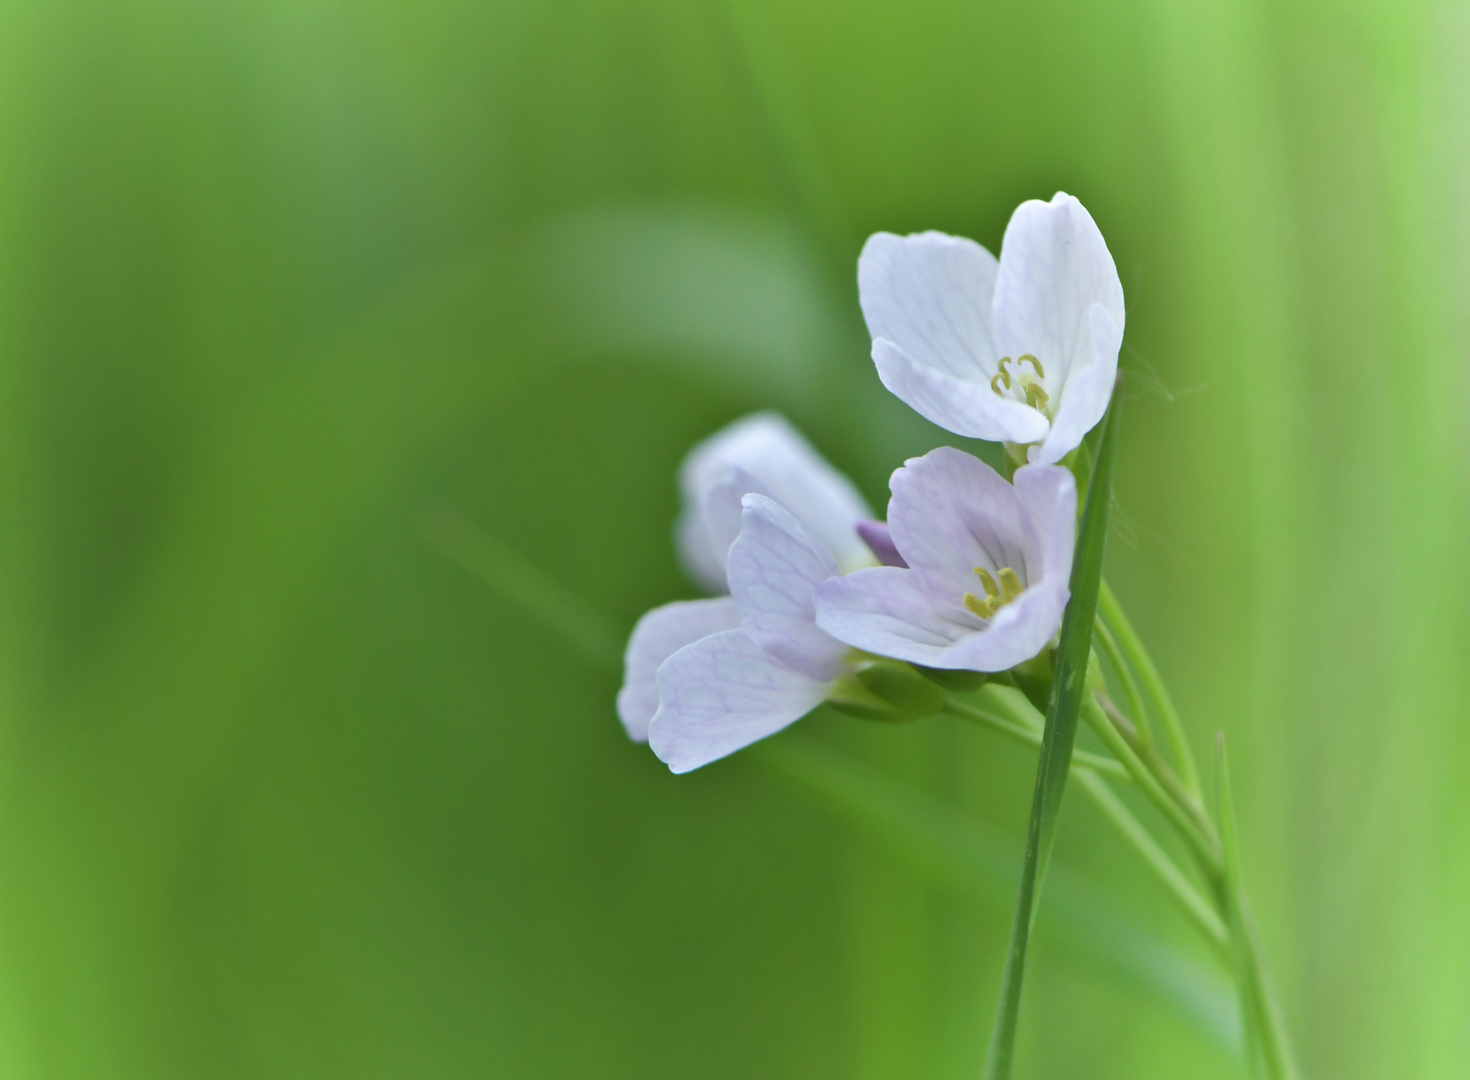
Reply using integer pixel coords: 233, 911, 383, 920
1011, 464, 1077, 585
648, 630, 829, 773
872, 339, 1050, 443
992, 193, 1125, 394
856, 520, 907, 568
617, 598, 742, 741
886, 447, 1031, 594
728, 494, 846, 682
676, 412, 873, 584
858, 230, 1000, 379
918, 579, 1070, 671
1031, 304, 1122, 465
816, 567, 1067, 672
815, 566, 974, 664
614, 599, 740, 743
683, 465, 769, 593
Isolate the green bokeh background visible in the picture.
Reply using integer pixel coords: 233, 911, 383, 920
1, 0, 1467, 1076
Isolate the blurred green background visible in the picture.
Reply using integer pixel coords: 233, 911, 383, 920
1, 0, 1467, 1076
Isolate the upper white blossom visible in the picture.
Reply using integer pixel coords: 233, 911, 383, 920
675, 412, 874, 592
814, 448, 1075, 671
858, 192, 1124, 465
648, 494, 850, 773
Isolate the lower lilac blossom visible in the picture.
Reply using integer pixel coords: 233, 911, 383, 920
618, 413, 875, 743
675, 412, 874, 592
857, 192, 1124, 466
814, 448, 1076, 672
648, 494, 850, 773
616, 598, 741, 741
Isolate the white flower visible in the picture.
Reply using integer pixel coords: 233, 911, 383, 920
858, 192, 1124, 465
814, 448, 1076, 671
675, 412, 873, 592
618, 413, 874, 743
616, 598, 742, 741
647, 494, 849, 773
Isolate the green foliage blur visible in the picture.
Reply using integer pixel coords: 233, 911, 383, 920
1, 0, 1467, 1076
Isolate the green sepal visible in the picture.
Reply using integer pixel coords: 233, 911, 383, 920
912, 665, 989, 692
827, 661, 944, 723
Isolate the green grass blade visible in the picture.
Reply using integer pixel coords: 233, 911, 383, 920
1216, 733, 1263, 1077
983, 387, 1122, 1080
1216, 734, 1302, 1080
939, 696, 1133, 783
755, 737, 1237, 1052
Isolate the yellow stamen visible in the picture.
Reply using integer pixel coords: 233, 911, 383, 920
1019, 354, 1045, 378
965, 565, 1024, 620
964, 592, 997, 619
990, 357, 1013, 394
1024, 382, 1049, 410
973, 566, 1001, 601
998, 567, 1024, 602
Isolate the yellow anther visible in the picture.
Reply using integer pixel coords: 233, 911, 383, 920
964, 592, 997, 619
1024, 382, 1050, 410
990, 357, 1013, 394
1019, 354, 1045, 378
966, 566, 1024, 620
973, 566, 1001, 601
998, 567, 1024, 602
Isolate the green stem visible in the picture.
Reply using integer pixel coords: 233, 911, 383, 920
1080, 697, 1222, 878
941, 698, 1132, 783
1098, 580, 1203, 798
1242, 877, 1303, 1078
1216, 736, 1301, 1080
1070, 769, 1229, 960
1093, 617, 1153, 747
960, 689, 1229, 958
1097, 693, 1220, 855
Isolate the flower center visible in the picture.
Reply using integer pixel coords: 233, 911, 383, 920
989, 355, 1050, 415
963, 565, 1024, 620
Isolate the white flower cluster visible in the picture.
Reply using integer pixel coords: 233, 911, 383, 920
619, 193, 1124, 772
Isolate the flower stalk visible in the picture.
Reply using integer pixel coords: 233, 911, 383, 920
1098, 580, 1203, 799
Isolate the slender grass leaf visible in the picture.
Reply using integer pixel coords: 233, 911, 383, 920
1216, 733, 1263, 1077
983, 385, 1122, 1080
1217, 734, 1302, 1080
757, 737, 1237, 1052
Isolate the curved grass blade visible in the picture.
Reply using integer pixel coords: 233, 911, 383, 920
756, 737, 1238, 1052
1216, 734, 1301, 1080
982, 385, 1122, 1080
1216, 733, 1263, 1077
